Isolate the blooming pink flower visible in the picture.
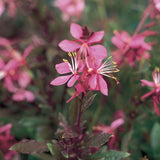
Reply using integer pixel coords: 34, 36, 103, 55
54, 0, 85, 21
50, 52, 80, 87
0, 124, 17, 160
141, 67, 160, 116
111, 30, 151, 66
93, 117, 124, 149
59, 23, 107, 61
87, 56, 119, 96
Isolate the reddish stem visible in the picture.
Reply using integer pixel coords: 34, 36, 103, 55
133, 4, 153, 36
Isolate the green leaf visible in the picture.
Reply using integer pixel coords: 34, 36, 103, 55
86, 133, 112, 147
151, 123, 160, 158
49, 140, 66, 160
104, 150, 130, 160
47, 143, 54, 156
87, 149, 130, 160
10, 140, 49, 154
83, 94, 97, 112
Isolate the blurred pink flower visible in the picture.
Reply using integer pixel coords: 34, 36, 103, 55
141, 67, 160, 116
151, 0, 160, 18
0, 44, 35, 102
12, 71, 35, 102
0, 1, 5, 16
0, 124, 17, 160
0, 0, 17, 17
10, 45, 34, 66
54, 0, 85, 21
0, 58, 19, 92
93, 118, 124, 149
59, 23, 107, 61
111, 30, 151, 67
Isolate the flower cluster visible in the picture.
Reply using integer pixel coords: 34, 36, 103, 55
111, 30, 152, 67
50, 23, 119, 102
53, 0, 85, 22
0, 38, 35, 102
141, 67, 160, 116
0, 124, 17, 160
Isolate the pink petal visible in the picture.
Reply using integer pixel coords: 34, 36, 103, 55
18, 71, 31, 88
153, 98, 160, 116
66, 83, 86, 103
141, 90, 155, 99
24, 90, 35, 102
87, 31, 104, 44
4, 76, 17, 92
55, 62, 71, 74
58, 40, 81, 52
110, 118, 124, 130
89, 74, 97, 90
50, 75, 72, 86
23, 45, 34, 59
0, 124, 12, 133
141, 80, 155, 87
12, 91, 25, 101
0, 37, 10, 47
112, 36, 125, 49
67, 75, 79, 87
98, 75, 108, 96
0, 2, 5, 16
89, 45, 107, 60
5, 60, 18, 71
0, 57, 5, 69
70, 23, 83, 39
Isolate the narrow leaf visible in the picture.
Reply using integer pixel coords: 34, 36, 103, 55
83, 94, 97, 112
10, 140, 49, 154
104, 150, 130, 160
86, 133, 112, 147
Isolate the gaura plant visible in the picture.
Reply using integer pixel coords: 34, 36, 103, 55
10, 23, 130, 160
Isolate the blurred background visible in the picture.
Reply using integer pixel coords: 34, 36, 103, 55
0, 0, 160, 159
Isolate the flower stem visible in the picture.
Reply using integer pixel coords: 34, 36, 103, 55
133, 5, 153, 36
76, 94, 84, 132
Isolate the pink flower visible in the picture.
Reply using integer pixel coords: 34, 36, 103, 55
0, 124, 17, 160
153, 0, 160, 12
93, 117, 124, 149
0, 58, 35, 102
87, 56, 119, 96
141, 67, 160, 116
111, 30, 151, 67
54, 0, 85, 21
151, 0, 160, 18
0, 0, 17, 17
10, 45, 34, 66
51, 23, 119, 102
50, 52, 80, 87
12, 71, 35, 102
59, 23, 107, 61
66, 83, 86, 103
0, 1, 5, 16
0, 58, 19, 92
